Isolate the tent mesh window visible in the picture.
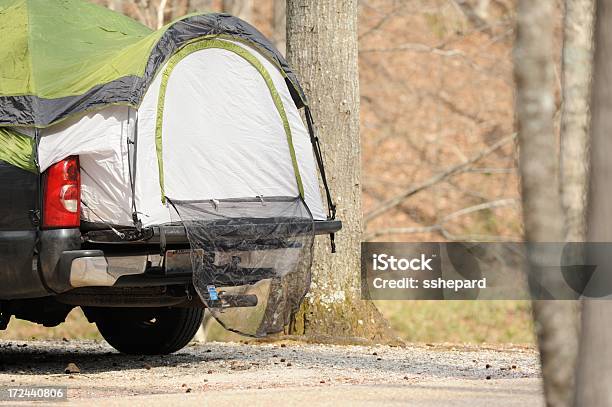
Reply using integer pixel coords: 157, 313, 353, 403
169, 197, 314, 337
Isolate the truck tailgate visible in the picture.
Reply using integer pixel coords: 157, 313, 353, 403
83, 219, 342, 245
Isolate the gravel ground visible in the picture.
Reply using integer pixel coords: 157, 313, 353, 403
0, 339, 542, 406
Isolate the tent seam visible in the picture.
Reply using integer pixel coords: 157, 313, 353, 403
25, 0, 35, 108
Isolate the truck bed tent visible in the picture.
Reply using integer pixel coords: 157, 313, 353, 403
35, 38, 326, 226
0, 0, 337, 336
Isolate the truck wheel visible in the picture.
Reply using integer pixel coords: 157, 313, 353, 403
92, 307, 204, 355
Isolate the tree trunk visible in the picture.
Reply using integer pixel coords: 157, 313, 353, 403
285, 0, 394, 342
188, 0, 215, 13
157, 0, 169, 29
272, 0, 286, 56
557, 1, 595, 406
514, 1, 575, 406
222, 0, 254, 22
172, 0, 189, 19
575, 1, 612, 406
561, 0, 595, 242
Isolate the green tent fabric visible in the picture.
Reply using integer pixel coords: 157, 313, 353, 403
0, 0, 307, 127
0, 127, 35, 172
0, 0, 153, 98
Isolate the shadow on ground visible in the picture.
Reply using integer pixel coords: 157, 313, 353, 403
0, 339, 539, 381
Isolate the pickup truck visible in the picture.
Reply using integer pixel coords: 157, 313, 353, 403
0, 157, 341, 354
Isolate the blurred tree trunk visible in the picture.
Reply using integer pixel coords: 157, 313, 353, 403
514, 1, 576, 406
222, 0, 254, 22
188, 0, 215, 13
557, 1, 596, 406
172, 0, 188, 18
575, 1, 612, 406
157, 0, 169, 28
561, 0, 595, 242
272, 0, 286, 56
285, 0, 394, 342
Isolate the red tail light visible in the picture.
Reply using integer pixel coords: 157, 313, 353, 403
43, 156, 81, 228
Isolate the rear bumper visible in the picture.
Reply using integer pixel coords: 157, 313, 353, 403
68, 254, 114, 287
59, 250, 173, 290
55, 219, 343, 293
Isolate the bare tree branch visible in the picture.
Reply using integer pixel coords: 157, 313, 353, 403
442, 198, 517, 222
365, 198, 519, 241
364, 133, 516, 224
364, 225, 441, 241
360, 42, 465, 57
358, 4, 404, 40
450, 0, 493, 35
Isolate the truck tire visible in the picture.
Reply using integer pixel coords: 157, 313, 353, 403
92, 307, 204, 355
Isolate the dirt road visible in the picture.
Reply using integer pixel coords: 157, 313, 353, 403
0, 339, 542, 406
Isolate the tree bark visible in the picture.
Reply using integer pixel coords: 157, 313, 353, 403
514, 1, 575, 406
285, 0, 394, 342
222, 0, 254, 22
557, 1, 595, 406
187, 0, 214, 13
575, 1, 612, 406
157, 0, 168, 28
272, 0, 286, 56
171, 0, 188, 19
561, 0, 595, 243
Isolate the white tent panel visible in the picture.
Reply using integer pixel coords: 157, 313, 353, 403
38, 106, 134, 226
36, 39, 326, 228
134, 40, 325, 226
38, 106, 128, 173
162, 49, 300, 200
237, 40, 325, 220
132, 72, 180, 226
